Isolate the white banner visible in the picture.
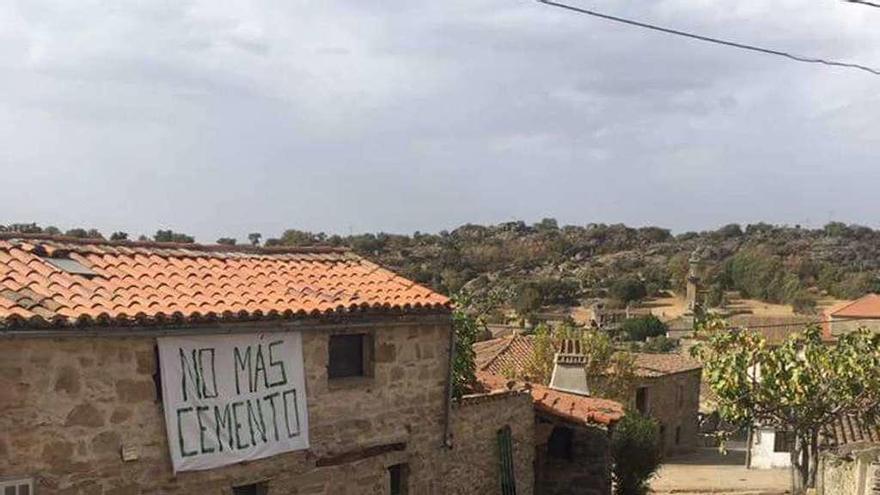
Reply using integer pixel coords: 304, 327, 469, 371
158, 332, 309, 472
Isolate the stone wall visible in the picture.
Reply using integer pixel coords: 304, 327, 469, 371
0, 318, 459, 494
441, 390, 535, 494
638, 370, 702, 456
829, 318, 880, 337
817, 444, 880, 495
534, 415, 611, 495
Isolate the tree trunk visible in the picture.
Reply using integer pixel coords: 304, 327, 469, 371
789, 433, 810, 495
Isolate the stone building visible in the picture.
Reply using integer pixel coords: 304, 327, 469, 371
630, 353, 703, 456
824, 293, 880, 337
0, 235, 533, 494
475, 334, 702, 458
475, 335, 626, 495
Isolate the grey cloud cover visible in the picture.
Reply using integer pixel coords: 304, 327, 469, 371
1, 0, 879, 241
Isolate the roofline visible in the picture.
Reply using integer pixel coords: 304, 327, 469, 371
0, 312, 452, 339
0, 233, 349, 255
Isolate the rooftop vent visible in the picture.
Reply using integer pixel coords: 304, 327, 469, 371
549, 338, 591, 396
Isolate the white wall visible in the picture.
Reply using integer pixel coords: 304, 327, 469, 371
750, 427, 792, 469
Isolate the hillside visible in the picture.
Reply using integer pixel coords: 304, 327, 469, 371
5, 220, 879, 317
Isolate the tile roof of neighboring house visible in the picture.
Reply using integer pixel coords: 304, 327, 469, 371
474, 334, 701, 378
0, 235, 450, 329
820, 413, 880, 450
474, 334, 536, 377
477, 372, 624, 426
826, 294, 880, 319
631, 352, 703, 377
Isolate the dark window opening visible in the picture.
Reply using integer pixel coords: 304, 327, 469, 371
547, 426, 574, 461
232, 482, 268, 495
636, 387, 648, 415
328, 334, 367, 379
774, 430, 794, 453
675, 426, 681, 445
389, 463, 408, 495
152, 344, 163, 404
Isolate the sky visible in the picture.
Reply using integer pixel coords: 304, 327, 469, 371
1, 0, 879, 242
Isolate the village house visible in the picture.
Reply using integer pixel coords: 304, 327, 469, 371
474, 333, 702, 458
824, 293, 880, 337
0, 235, 534, 495
475, 337, 624, 495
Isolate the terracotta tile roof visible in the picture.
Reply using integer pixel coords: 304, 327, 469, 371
631, 352, 702, 377
0, 235, 450, 329
820, 413, 880, 449
476, 371, 623, 426
475, 334, 537, 378
474, 334, 701, 378
826, 294, 880, 319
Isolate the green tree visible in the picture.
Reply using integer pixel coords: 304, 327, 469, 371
248, 232, 262, 246
692, 326, 880, 493
110, 231, 129, 241
611, 412, 662, 495
619, 315, 668, 342
216, 237, 237, 245
153, 229, 194, 243
609, 277, 647, 305
450, 295, 482, 399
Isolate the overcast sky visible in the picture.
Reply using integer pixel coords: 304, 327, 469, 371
1, 0, 879, 242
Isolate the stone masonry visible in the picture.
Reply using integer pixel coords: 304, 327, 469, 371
0, 318, 471, 494
636, 369, 702, 456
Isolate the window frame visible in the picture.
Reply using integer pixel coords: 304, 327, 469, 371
0, 478, 34, 495
773, 430, 794, 453
327, 331, 375, 386
232, 481, 268, 495
635, 386, 649, 415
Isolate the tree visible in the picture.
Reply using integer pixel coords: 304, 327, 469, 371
692, 325, 880, 493
248, 233, 262, 246
153, 229, 194, 243
619, 315, 668, 342
609, 277, 647, 305
65, 228, 103, 239
611, 412, 662, 495
513, 284, 543, 319
110, 231, 129, 241
216, 237, 237, 245
450, 294, 482, 399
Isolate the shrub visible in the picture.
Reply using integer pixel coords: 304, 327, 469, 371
641, 335, 678, 353
609, 277, 647, 305
611, 412, 662, 495
619, 315, 668, 342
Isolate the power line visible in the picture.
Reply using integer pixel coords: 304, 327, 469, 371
846, 0, 880, 8
537, 0, 880, 76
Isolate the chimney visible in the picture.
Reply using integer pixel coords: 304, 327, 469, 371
549, 338, 590, 396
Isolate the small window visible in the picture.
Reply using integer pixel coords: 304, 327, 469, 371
774, 430, 794, 453
388, 463, 408, 495
232, 482, 268, 495
675, 426, 682, 445
547, 426, 574, 460
635, 387, 649, 415
0, 478, 33, 495
328, 334, 367, 379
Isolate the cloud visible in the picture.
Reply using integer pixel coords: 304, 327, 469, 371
0, 0, 879, 241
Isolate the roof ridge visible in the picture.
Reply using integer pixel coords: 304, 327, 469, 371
0, 233, 350, 256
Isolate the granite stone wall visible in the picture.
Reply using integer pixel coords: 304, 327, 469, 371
1, 319, 459, 494
638, 369, 702, 456
442, 390, 535, 494
534, 416, 612, 495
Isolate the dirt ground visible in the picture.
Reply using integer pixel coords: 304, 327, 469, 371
649, 447, 791, 495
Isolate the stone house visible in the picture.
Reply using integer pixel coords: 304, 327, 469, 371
475, 336, 626, 495
0, 235, 533, 495
475, 334, 702, 457
630, 353, 702, 456
824, 294, 880, 337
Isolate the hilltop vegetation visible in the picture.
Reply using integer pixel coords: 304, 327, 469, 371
4, 220, 880, 315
